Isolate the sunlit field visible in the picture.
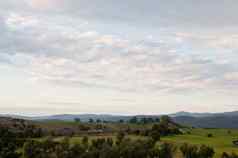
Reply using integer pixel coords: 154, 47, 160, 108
162, 128, 238, 158
47, 128, 238, 158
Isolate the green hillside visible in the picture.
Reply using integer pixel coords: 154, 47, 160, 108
162, 128, 238, 158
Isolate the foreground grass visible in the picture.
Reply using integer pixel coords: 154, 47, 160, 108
162, 128, 238, 158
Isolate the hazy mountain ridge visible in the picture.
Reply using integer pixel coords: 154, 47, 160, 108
2, 111, 238, 128
173, 115, 238, 128
170, 111, 238, 117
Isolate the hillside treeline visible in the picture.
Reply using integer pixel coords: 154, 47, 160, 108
1, 132, 237, 158
0, 116, 237, 158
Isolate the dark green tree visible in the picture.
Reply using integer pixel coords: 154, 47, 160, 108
198, 145, 214, 158
74, 118, 81, 123
129, 117, 138, 124
89, 118, 94, 123
116, 131, 125, 144
158, 143, 176, 158
150, 130, 160, 142
0, 128, 23, 158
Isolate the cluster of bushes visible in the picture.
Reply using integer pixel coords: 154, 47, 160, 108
0, 119, 44, 138
222, 152, 238, 158
126, 116, 182, 139
150, 123, 181, 136
0, 129, 237, 158
0, 118, 237, 158
22, 136, 176, 158
180, 143, 215, 158
0, 128, 25, 158
21, 136, 232, 158
207, 133, 213, 138
128, 116, 160, 124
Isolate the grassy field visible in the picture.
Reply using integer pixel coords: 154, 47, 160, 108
162, 128, 238, 158
51, 128, 238, 158
37, 121, 238, 158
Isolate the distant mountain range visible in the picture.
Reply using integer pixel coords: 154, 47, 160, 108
0, 114, 132, 122
171, 111, 238, 129
2, 111, 238, 128
170, 111, 238, 118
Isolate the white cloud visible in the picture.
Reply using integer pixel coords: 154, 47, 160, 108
0, 1, 237, 96
0, 13, 237, 94
6, 13, 38, 29
1, 0, 238, 114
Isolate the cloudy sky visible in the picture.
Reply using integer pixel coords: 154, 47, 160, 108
0, 0, 238, 115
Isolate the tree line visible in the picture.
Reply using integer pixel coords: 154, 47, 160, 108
0, 129, 237, 158
16, 136, 238, 158
75, 116, 162, 124
0, 116, 237, 158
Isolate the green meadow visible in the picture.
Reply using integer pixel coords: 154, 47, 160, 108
34, 120, 238, 158
52, 128, 238, 158
162, 128, 238, 158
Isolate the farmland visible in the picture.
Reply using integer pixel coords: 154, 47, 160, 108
38, 121, 238, 158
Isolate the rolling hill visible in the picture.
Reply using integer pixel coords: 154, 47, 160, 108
2, 111, 238, 128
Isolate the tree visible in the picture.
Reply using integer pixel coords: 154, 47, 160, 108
96, 119, 102, 123
180, 143, 214, 158
99, 143, 119, 158
155, 118, 160, 122
221, 152, 230, 158
160, 115, 171, 125
150, 130, 160, 142
106, 138, 114, 147
82, 136, 89, 148
158, 143, 176, 158
147, 118, 154, 123
89, 118, 94, 123
119, 138, 153, 158
23, 140, 43, 158
74, 118, 81, 123
119, 119, 124, 123
0, 128, 23, 158
141, 117, 148, 124
198, 145, 214, 158
69, 143, 85, 158
116, 131, 125, 144
151, 123, 169, 136
129, 117, 138, 124
221, 152, 238, 158
230, 153, 238, 158
180, 143, 199, 158
207, 133, 213, 138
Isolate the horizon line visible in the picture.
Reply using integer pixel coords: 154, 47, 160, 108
1, 110, 238, 117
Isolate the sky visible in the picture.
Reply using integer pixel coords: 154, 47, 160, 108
0, 0, 238, 116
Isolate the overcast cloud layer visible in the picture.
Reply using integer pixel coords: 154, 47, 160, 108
0, 0, 238, 115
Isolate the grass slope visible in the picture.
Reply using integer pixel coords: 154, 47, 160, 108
51, 128, 238, 158
162, 128, 238, 158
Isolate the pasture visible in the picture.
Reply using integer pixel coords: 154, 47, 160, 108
35, 120, 238, 158
53, 128, 238, 158
162, 128, 238, 158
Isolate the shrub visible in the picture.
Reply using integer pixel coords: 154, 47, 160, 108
198, 145, 214, 158
158, 142, 176, 158
221, 152, 238, 158
116, 131, 125, 144
150, 130, 160, 142
180, 143, 199, 158
221, 152, 230, 158
207, 133, 213, 138
82, 136, 89, 147
180, 143, 214, 158
0, 128, 24, 158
